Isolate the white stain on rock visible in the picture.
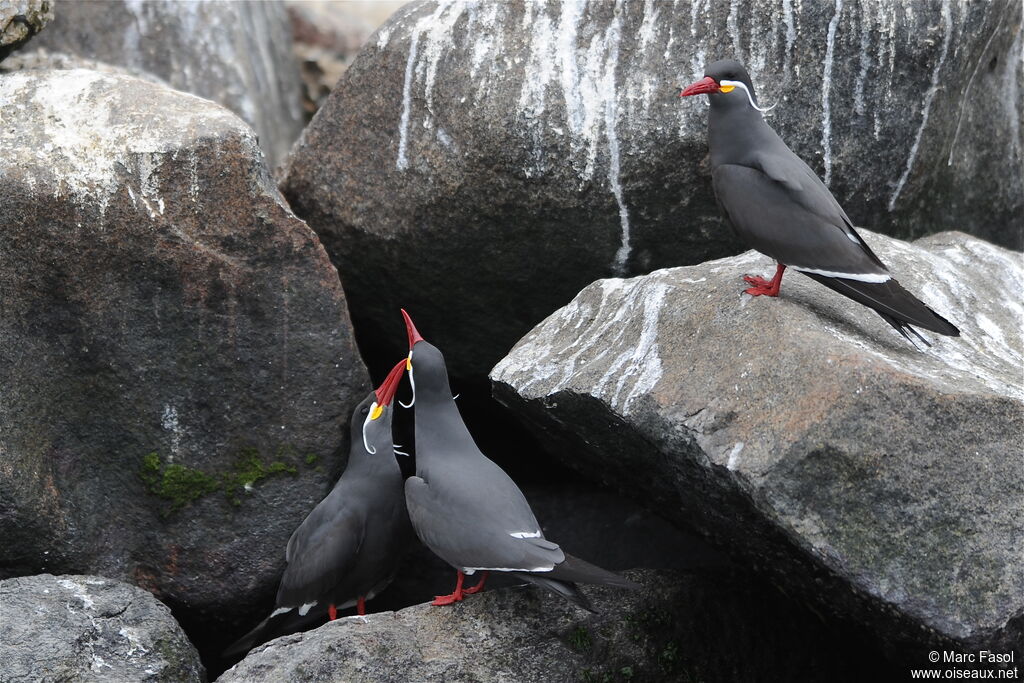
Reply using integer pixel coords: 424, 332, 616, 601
727, 442, 745, 470
782, 0, 796, 75
948, 2, 1012, 166
58, 578, 96, 610
161, 404, 182, 461
492, 275, 670, 414
820, 0, 843, 186
392, 0, 637, 272
888, 0, 952, 210
853, 1, 872, 116
0, 69, 242, 222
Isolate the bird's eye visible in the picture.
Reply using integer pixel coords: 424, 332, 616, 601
361, 407, 369, 415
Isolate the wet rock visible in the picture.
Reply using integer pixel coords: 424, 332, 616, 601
25, 0, 303, 167
218, 569, 889, 682
282, 0, 1023, 381
491, 230, 1024, 660
0, 70, 368, 633
0, 574, 204, 682
0, 0, 52, 61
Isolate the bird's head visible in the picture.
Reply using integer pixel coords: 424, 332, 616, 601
680, 59, 772, 113
355, 357, 406, 456
401, 309, 451, 403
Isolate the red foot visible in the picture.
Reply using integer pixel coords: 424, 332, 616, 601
356, 597, 366, 616
431, 570, 467, 606
462, 571, 489, 595
328, 604, 337, 621
742, 263, 786, 297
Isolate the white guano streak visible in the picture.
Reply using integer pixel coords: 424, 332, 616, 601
821, 0, 843, 186
603, 5, 631, 276
781, 0, 796, 75
853, 1, 871, 116
888, 0, 952, 210
726, 442, 744, 470
689, 0, 707, 81
396, 25, 421, 171
727, 0, 742, 60
397, 0, 464, 171
948, 1, 1005, 166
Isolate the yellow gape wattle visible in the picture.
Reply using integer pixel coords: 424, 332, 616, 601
720, 84, 735, 93
406, 357, 412, 371
370, 404, 383, 420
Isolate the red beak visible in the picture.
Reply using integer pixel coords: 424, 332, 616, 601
680, 76, 720, 97
401, 308, 425, 349
374, 358, 407, 407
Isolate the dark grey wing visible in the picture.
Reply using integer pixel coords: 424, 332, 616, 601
405, 469, 565, 574
712, 158, 888, 278
713, 155, 958, 339
751, 149, 889, 271
276, 489, 364, 608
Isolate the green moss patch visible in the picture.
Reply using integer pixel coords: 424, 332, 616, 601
140, 445, 313, 514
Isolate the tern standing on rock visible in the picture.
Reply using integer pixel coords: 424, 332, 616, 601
399, 309, 637, 611
224, 359, 412, 657
680, 59, 959, 345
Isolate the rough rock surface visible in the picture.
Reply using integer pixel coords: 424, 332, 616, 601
219, 569, 889, 682
0, 46, 170, 83
0, 574, 204, 682
0, 0, 51, 61
25, 0, 304, 167
0, 70, 368, 632
283, 0, 1023, 380
492, 230, 1024, 660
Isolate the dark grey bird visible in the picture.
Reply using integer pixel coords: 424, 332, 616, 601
399, 309, 637, 611
680, 59, 959, 345
224, 359, 412, 657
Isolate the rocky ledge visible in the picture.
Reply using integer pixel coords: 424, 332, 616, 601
491, 230, 1024, 661
219, 569, 890, 682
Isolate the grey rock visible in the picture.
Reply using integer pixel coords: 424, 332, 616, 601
491, 230, 1024, 660
0, 70, 368, 630
218, 569, 889, 682
25, 0, 304, 167
0, 0, 52, 61
282, 0, 1023, 381
0, 574, 203, 682
0, 46, 171, 85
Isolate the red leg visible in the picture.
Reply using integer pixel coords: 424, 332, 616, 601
431, 570, 466, 606
356, 597, 366, 616
328, 604, 337, 621
462, 571, 489, 595
743, 263, 786, 297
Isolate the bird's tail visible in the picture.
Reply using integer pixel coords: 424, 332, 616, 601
546, 553, 641, 589
513, 573, 595, 612
800, 272, 960, 345
222, 605, 325, 659
222, 613, 275, 659
514, 555, 638, 612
